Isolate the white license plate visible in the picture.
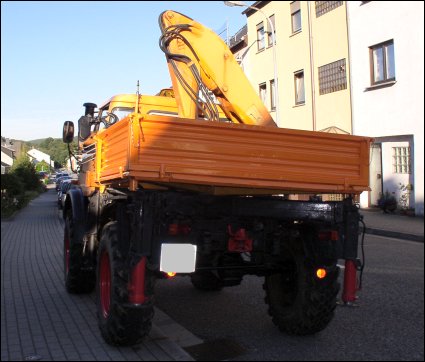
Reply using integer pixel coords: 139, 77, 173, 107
160, 243, 197, 273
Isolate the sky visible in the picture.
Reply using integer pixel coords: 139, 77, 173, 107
1, 1, 253, 141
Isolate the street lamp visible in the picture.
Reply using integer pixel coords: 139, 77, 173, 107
224, 1, 280, 125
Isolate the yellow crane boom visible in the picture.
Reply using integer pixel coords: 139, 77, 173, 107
159, 10, 277, 127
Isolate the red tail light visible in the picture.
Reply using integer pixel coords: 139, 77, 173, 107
168, 223, 179, 235
318, 230, 339, 241
168, 223, 191, 236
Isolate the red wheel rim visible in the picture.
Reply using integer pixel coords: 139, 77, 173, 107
99, 250, 111, 318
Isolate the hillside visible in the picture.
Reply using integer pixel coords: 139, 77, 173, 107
28, 138, 61, 145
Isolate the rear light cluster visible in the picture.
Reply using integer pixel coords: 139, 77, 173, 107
165, 221, 193, 278
315, 230, 338, 280
318, 230, 339, 241
167, 223, 191, 236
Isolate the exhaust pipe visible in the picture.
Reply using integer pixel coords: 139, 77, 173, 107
83, 102, 97, 117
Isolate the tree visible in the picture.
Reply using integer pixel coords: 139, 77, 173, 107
40, 137, 55, 150
10, 154, 41, 191
1, 173, 24, 196
35, 160, 50, 173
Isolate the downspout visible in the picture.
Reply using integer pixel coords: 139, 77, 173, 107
307, 1, 317, 131
345, 2, 354, 135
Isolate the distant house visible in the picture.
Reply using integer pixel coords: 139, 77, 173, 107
1, 146, 15, 174
27, 148, 52, 170
1, 137, 25, 160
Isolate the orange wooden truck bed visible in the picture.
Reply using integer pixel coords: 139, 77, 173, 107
92, 114, 372, 196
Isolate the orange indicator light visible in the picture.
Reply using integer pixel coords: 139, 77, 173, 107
167, 272, 176, 277
316, 268, 327, 279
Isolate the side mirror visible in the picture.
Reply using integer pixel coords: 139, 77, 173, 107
62, 121, 74, 143
78, 115, 92, 141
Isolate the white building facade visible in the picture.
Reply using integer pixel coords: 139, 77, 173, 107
1, 149, 14, 174
27, 148, 52, 169
347, 1, 424, 215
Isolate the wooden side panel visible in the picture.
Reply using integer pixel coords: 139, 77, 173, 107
96, 120, 129, 181
96, 114, 372, 195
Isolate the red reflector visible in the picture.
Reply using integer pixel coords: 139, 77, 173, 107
227, 225, 253, 252
318, 230, 339, 241
179, 224, 191, 235
128, 257, 147, 304
168, 223, 191, 236
168, 223, 179, 235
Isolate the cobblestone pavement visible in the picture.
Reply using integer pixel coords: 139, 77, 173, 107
1, 188, 193, 361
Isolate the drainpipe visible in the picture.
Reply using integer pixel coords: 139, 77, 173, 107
307, 1, 317, 131
345, 2, 354, 135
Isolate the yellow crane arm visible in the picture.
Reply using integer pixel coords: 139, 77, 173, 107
159, 10, 277, 127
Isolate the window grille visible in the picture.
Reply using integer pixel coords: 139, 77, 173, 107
392, 147, 411, 174
318, 59, 347, 95
315, 1, 344, 17
326, 194, 344, 201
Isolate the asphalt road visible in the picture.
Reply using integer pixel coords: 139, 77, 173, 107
154, 235, 424, 361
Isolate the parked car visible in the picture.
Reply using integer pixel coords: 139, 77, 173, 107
57, 179, 73, 210
56, 175, 71, 191
37, 171, 49, 179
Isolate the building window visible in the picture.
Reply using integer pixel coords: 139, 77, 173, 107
370, 40, 395, 85
393, 147, 411, 174
267, 14, 276, 46
270, 79, 276, 110
291, 2, 302, 34
257, 22, 265, 51
315, 1, 343, 17
259, 83, 267, 104
294, 71, 305, 105
318, 58, 347, 95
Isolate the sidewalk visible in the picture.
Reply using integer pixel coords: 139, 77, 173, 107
1, 188, 194, 361
360, 208, 424, 242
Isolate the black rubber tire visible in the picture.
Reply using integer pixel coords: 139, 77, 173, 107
64, 211, 96, 294
96, 221, 154, 346
264, 241, 340, 335
190, 271, 224, 291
